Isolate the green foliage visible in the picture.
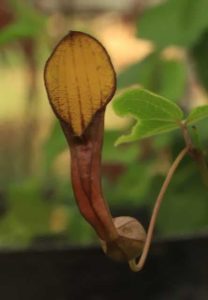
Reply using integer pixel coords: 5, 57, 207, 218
156, 169, 208, 236
0, 180, 52, 246
0, 177, 97, 247
118, 52, 187, 102
67, 207, 97, 245
190, 118, 208, 146
104, 162, 153, 206
118, 52, 158, 89
103, 130, 139, 164
113, 88, 183, 144
138, 0, 208, 48
43, 121, 67, 172
1, 0, 208, 248
0, 21, 41, 45
0, 0, 45, 45
191, 30, 208, 91
186, 105, 208, 124
158, 59, 186, 102
158, 189, 208, 236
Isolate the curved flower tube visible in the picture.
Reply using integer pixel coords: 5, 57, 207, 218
44, 31, 146, 266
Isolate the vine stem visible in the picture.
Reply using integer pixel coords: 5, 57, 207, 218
129, 146, 189, 272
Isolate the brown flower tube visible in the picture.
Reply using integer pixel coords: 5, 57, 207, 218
44, 31, 145, 261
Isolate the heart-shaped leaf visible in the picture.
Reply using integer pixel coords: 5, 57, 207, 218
113, 88, 183, 145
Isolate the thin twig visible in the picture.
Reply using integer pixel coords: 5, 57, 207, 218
129, 147, 189, 272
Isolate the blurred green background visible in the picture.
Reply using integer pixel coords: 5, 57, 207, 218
0, 0, 208, 249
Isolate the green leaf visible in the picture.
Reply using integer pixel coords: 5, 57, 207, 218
113, 88, 183, 144
137, 0, 208, 48
118, 52, 187, 103
186, 105, 208, 124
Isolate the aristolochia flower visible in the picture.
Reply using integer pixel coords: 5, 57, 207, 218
44, 31, 146, 263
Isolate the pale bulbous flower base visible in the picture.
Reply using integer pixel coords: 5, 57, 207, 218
100, 216, 146, 262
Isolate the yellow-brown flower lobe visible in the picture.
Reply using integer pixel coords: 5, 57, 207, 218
44, 31, 116, 136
